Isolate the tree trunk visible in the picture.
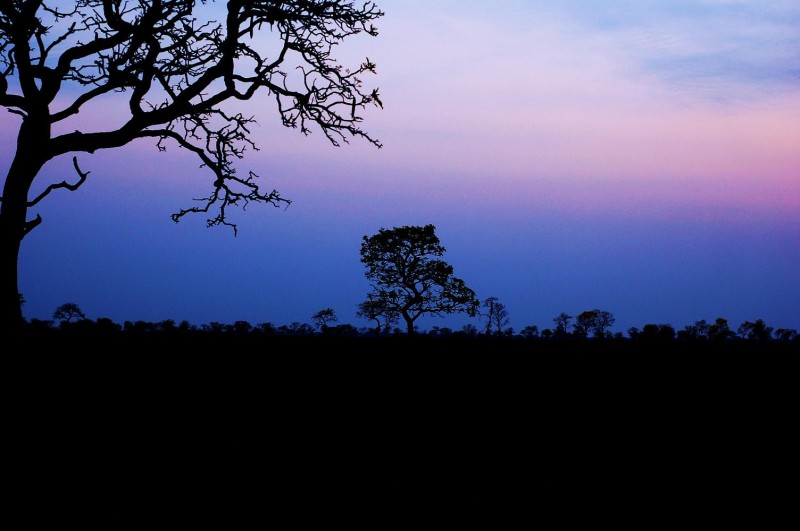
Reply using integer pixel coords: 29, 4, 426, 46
403, 313, 415, 335
1, 117, 49, 337
0, 211, 24, 335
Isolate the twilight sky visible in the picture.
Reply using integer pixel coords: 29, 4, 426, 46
5, 0, 799, 334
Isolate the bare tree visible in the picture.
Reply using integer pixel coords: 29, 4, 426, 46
482, 296, 509, 336
0, 1, 384, 334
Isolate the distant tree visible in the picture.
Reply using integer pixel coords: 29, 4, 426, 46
157, 319, 177, 333
572, 308, 614, 338
737, 319, 772, 342
774, 328, 797, 343
279, 322, 315, 336
708, 318, 734, 342
693, 319, 711, 339
573, 310, 597, 339
461, 324, 479, 337
553, 313, 572, 338
638, 323, 675, 342
94, 317, 122, 334
627, 327, 640, 339
202, 321, 227, 335
483, 296, 510, 336
428, 326, 454, 338
540, 328, 554, 339
356, 297, 399, 335
640, 324, 660, 341
232, 321, 253, 335
256, 322, 278, 336
0, 1, 385, 335
311, 308, 338, 331
359, 224, 479, 335
321, 323, 359, 337
592, 310, 615, 338
520, 325, 539, 338
657, 324, 676, 342
53, 302, 86, 323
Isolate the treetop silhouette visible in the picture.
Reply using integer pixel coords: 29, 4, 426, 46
359, 224, 479, 335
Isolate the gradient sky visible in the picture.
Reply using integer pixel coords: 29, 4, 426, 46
4, 0, 799, 334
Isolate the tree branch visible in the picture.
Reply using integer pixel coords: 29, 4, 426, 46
27, 157, 89, 207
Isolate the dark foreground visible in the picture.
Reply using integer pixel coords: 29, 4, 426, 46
5, 334, 796, 525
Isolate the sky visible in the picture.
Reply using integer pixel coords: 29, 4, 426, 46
4, 0, 799, 334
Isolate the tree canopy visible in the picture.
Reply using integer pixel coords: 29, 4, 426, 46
359, 224, 479, 335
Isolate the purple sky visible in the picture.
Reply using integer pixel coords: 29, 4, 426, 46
5, 1, 799, 334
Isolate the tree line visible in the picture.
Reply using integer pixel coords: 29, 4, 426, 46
20, 224, 798, 346
26, 300, 797, 345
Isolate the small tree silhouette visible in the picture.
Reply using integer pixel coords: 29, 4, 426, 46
53, 302, 86, 323
482, 296, 510, 336
311, 308, 338, 331
356, 297, 399, 335
553, 313, 572, 338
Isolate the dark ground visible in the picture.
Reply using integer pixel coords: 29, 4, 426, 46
4, 335, 796, 526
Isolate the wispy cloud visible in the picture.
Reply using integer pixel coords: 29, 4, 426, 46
544, 0, 800, 103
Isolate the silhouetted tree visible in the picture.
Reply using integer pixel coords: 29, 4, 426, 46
592, 310, 615, 338
311, 308, 338, 331
461, 324, 479, 337
573, 310, 597, 339
638, 323, 675, 342
774, 328, 797, 343
359, 224, 479, 335
737, 319, 772, 342
356, 297, 399, 335
553, 313, 572, 338
708, 318, 734, 342
520, 325, 539, 338
0, 1, 384, 334
483, 296, 510, 336
256, 322, 278, 336
53, 302, 86, 323
278, 322, 314, 336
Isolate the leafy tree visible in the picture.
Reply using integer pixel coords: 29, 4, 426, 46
311, 308, 338, 331
52, 302, 86, 323
356, 296, 399, 335
520, 325, 539, 338
0, 1, 384, 334
359, 224, 479, 335
708, 317, 734, 342
737, 319, 772, 342
482, 296, 510, 336
774, 328, 797, 343
573, 308, 614, 338
573, 310, 597, 339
